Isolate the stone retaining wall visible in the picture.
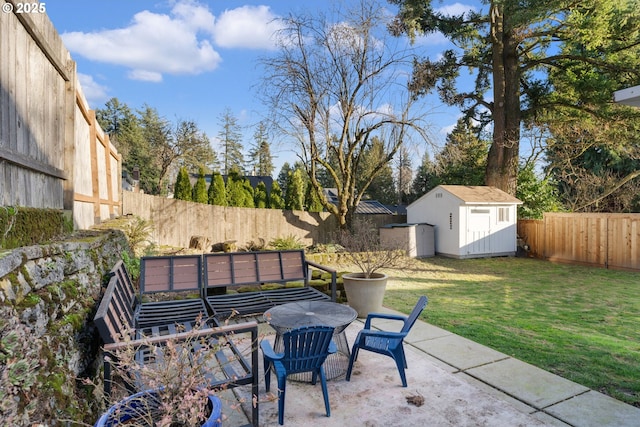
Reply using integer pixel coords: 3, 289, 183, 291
0, 230, 130, 425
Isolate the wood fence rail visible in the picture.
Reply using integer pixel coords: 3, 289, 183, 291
518, 213, 640, 271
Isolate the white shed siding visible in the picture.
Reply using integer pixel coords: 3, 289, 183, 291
407, 185, 521, 258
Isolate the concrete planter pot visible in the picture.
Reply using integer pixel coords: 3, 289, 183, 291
342, 272, 388, 318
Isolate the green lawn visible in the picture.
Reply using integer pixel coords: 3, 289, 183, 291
375, 256, 640, 407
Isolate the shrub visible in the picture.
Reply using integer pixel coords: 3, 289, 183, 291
269, 234, 304, 250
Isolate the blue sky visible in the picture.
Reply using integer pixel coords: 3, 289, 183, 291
46, 0, 480, 174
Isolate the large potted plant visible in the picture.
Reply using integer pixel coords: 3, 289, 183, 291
91, 317, 230, 427
335, 220, 405, 317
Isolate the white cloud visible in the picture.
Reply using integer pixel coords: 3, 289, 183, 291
61, 1, 221, 82
128, 69, 163, 82
213, 5, 282, 50
77, 73, 109, 107
437, 2, 477, 18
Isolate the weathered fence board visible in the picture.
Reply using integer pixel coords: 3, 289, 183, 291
1, 1, 121, 229
122, 192, 405, 249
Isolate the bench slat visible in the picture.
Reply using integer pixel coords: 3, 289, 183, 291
140, 255, 202, 293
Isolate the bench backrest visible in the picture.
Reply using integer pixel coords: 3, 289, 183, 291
94, 260, 137, 344
204, 250, 307, 290
140, 254, 202, 294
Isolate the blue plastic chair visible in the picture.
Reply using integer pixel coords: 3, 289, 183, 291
346, 295, 428, 387
261, 325, 337, 425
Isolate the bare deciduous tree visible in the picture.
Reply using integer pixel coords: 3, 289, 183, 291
261, 0, 430, 228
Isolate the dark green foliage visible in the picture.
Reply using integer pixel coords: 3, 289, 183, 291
173, 166, 192, 201
408, 152, 438, 203
434, 118, 489, 186
208, 172, 227, 206
96, 98, 217, 196
254, 181, 268, 208
192, 167, 208, 204
242, 179, 255, 208
277, 163, 292, 198
285, 168, 305, 211
304, 183, 324, 212
516, 164, 563, 219
225, 169, 245, 207
269, 181, 285, 209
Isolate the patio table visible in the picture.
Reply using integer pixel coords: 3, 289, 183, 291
264, 301, 357, 380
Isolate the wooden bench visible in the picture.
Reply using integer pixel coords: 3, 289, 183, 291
137, 254, 209, 328
203, 249, 337, 322
93, 261, 259, 427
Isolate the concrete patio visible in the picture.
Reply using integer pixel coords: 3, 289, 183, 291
223, 307, 640, 427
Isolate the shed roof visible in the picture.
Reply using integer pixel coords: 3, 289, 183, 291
439, 185, 522, 204
410, 185, 522, 206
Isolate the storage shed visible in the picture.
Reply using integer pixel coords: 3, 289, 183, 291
379, 223, 435, 258
407, 185, 522, 259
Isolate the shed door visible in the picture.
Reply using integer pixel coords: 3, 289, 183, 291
467, 208, 491, 255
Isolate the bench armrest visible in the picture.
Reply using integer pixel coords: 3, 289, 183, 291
305, 260, 337, 301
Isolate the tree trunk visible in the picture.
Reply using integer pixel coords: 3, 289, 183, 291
486, 2, 520, 196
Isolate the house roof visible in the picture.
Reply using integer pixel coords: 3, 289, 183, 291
323, 188, 395, 214
411, 185, 522, 206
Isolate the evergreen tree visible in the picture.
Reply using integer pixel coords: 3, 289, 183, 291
434, 118, 489, 186
285, 168, 305, 211
396, 146, 413, 205
269, 181, 285, 209
360, 137, 396, 204
173, 166, 192, 201
409, 152, 437, 203
392, 0, 640, 195
226, 169, 245, 207
242, 179, 255, 208
208, 172, 227, 206
254, 181, 268, 208
516, 164, 563, 219
217, 108, 245, 174
277, 163, 292, 198
249, 122, 275, 176
304, 182, 324, 212
192, 167, 208, 203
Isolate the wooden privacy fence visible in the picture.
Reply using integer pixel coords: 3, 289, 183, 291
122, 191, 405, 249
517, 213, 640, 271
0, 1, 120, 230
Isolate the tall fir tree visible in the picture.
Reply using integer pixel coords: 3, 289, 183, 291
173, 166, 192, 201
249, 122, 275, 176
434, 118, 489, 186
277, 163, 292, 198
409, 152, 437, 203
217, 108, 245, 174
